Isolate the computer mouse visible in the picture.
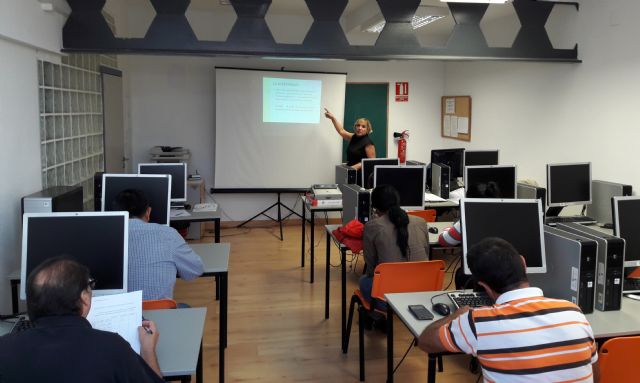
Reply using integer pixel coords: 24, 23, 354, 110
428, 227, 439, 234
432, 303, 451, 316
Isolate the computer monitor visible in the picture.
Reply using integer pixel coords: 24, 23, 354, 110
431, 148, 464, 179
464, 150, 499, 167
613, 196, 640, 267
138, 163, 187, 202
547, 162, 592, 207
20, 212, 128, 300
464, 165, 517, 199
361, 158, 399, 189
102, 174, 171, 226
461, 198, 546, 275
373, 165, 426, 211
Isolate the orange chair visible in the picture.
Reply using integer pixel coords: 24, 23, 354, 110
345, 260, 446, 381
142, 299, 178, 310
407, 209, 437, 222
599, 336, 640, 382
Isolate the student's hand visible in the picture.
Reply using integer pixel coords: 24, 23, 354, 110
139, 320, 159, 354
324, 108, 335, 120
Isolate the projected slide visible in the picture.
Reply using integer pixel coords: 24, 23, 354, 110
263, 77, 322, 124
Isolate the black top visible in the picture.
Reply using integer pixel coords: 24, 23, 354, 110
0, 315, 164, 383
346, 134, 374, 166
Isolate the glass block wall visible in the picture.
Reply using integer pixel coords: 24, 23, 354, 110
38, 51, 119, 210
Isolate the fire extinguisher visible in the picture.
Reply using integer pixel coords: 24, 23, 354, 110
393, 130, 409, 164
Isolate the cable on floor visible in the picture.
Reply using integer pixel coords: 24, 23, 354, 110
393, 339, 417, 374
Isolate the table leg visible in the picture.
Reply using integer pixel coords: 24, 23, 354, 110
214, 218, 221, 244
215, 275, 220, 301
196, 341, 203, 383
310, 211, 315, 284
11, 280, 19, 315
301, 204, 306, 268
219, 272, 227, 383
387, 304, 394, 383
427, 354, 437, 383
325, 233, 330, 319
341, 248, 347, 353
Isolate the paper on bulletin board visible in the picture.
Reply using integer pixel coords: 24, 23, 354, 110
443, 115, 452, 136
450, 116, 459, 137
445, 98, 455, 114
457, 117, 469, 134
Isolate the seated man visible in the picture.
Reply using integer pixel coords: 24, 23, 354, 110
0, 258, 164, 383
114, 189, 204, 300
419, 238, 599, 382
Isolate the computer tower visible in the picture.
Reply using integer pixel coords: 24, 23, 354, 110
587, 180, 632, 225
341, 183, 371, 225
431, 163, 450, 199
94, 172, 104, 211
558, 222, 625, 311
529, 226, 597, 313
335, 164, 358, 189
22, 186, 83, 215
517, 183, 547, 216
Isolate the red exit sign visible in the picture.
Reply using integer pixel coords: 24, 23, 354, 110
395, 82, 408, 102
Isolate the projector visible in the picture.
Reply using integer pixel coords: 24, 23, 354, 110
311, 184, 342, 200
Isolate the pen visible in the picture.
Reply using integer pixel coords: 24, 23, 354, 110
141, 316, 153, 334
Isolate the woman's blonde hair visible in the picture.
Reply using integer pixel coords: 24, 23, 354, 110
354, 118, 373, 134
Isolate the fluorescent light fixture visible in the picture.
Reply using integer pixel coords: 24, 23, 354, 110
365, 6, 448, 33
441, 0, 510, 3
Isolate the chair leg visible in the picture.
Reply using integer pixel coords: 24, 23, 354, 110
345, 295, 358, 354
437, 354, 444, 372
358, 306, 365, 381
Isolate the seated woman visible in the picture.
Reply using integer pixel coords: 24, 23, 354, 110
360, 184, 431, 303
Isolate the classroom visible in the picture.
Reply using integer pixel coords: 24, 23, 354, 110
1, 0, 639, 382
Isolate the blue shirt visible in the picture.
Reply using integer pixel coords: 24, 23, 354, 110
128, 218, 204, 300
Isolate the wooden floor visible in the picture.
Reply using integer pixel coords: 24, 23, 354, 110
174, 224, 480, 383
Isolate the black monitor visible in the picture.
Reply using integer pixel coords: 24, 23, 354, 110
547, 162, 591, 207
464, 150, 499, 167
373, 165, 426, 210
138, 163, 187, 202
613, 196, 640, 267
20, 212, 129, 300
464, 165, 517, 199
361, 158, 399, 189
431, 148, 464, 179
461, 198, 546, 275
102, 174, 171, 225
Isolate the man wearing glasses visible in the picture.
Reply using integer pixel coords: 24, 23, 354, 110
0, 257, 165, 383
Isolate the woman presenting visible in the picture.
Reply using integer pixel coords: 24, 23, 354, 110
324, 108, 375, 170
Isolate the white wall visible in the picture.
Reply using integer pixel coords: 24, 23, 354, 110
442, 0, 640, 191
0, 0, 65, 312
123, 56, 445, 221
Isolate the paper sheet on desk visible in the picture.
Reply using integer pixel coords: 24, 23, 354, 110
87, 290, 142, 354
425, 193, 446, 202
170, 209, 191, 218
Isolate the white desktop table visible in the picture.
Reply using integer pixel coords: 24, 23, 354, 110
385, 291, 640, 383
144, 307, 207, 383
189, 242, 230, 383
171, 208, 222, 243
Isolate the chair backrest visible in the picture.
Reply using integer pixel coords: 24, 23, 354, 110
370, 260, 446, 301
407, 209, 437, 222
142, 299, 178, 310
599, 336, 640, 382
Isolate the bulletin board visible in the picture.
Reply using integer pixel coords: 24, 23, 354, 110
441, 96, 471, 142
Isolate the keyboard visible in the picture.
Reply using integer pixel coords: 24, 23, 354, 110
10, 317, 35, 334
448, 292, 493, 309
624, 278, 640, 293
545, 216, 596, 225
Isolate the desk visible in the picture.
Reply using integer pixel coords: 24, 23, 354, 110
171, 209, 221, 243
385, 291, 640, 383
324, 222, 452, 354
144, 307, 207, 383
301, 197, 342, 283
190, 242, 230, 383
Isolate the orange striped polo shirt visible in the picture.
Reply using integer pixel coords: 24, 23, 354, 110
439, 287, 597, 382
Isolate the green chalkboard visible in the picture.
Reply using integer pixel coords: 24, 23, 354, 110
342, 83, 389, 162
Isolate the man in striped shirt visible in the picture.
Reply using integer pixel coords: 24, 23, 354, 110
419, 237, 599, 382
